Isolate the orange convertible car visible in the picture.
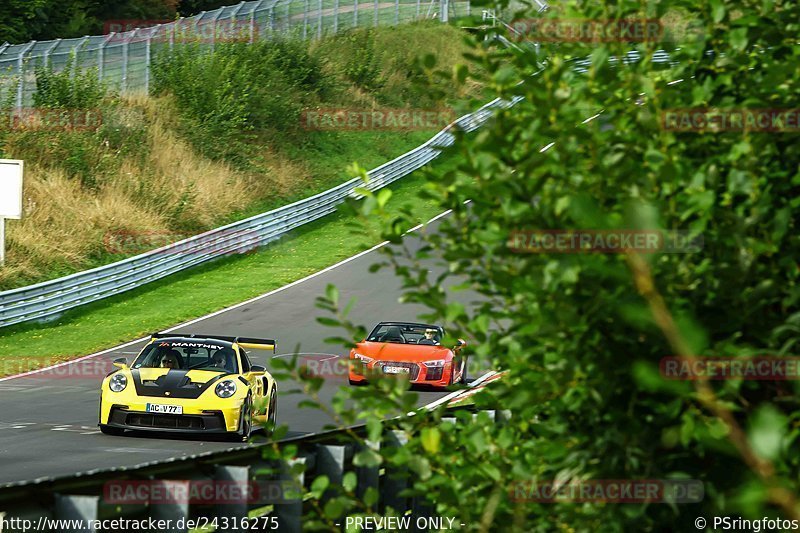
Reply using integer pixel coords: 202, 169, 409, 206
348, 322, 468, 389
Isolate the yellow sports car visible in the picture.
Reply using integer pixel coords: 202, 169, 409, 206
99, 332, 277, 440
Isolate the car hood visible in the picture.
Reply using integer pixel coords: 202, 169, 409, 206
135, 368, 228, 384
354, 341, 452, 362
128, 368, 235, 399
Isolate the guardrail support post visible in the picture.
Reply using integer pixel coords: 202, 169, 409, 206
149, 479, 190, 532
356, 439, 380, 500
440, 0, 449, 22
316, 444, 346, 504
382, 430, 409, 512
273, 457, 306, 533
215, 465, 250, 529
55, 494, 99, 532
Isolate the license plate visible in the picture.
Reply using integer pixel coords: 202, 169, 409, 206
146, 403, 183, 414
383, 365, 410, 374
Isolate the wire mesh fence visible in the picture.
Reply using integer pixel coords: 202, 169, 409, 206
0, 0, 472, 108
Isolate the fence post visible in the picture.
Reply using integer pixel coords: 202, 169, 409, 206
466, 0, 471, 17
121, 30, 133, 94
15, 42, 34, 110
42, 39, 60, 70
333, 0, 339, 33
416, 0, 420, 19
395, 0, 399, 24
373, 0, 378, 27
317, 0, 323, 38
144, 29, 153, 95
440, 0, 449, 22
209, 10, 222, 51
354, 0, 359, 27
303, 0, 309, 39
98, 35, 111, 83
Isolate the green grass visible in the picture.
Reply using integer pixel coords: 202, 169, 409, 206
0, 157, 453, 369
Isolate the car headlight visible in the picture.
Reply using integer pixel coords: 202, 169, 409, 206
109, 373, 128, 392
215, 380, 237, 398
423, 360, 446, 368
353, 353, 373, 364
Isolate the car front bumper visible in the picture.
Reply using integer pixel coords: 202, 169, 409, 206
100, 398, 244, 433
349, 360, 454, 388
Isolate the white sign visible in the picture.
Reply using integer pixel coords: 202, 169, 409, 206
0, 159, 23, 219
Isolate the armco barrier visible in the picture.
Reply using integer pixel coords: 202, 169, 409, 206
0, 405, 506, 532
0, 96, 521, 329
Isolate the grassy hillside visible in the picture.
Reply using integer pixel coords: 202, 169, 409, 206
0, 22, 480, 290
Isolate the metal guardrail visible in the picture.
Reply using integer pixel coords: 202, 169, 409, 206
0, 399, 507, 532
0, 96, 521, 329
0, 0, 473, 108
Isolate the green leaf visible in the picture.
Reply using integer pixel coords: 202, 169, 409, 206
342, 471, 357, 493
748, 405, 787, 462
421, 427, 441, 454
325, 284, 339, 306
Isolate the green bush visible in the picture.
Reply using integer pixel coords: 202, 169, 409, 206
264, 1, 800, 531
151, 38, 326, 137
33, 55, 105, 109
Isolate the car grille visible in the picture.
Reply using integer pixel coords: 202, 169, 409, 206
380, 362, 420, 380
126, 413, 205, 430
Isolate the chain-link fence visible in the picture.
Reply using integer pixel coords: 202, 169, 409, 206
0, 0, 472, 108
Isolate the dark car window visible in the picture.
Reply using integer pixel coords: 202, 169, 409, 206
239, 347, 251, 373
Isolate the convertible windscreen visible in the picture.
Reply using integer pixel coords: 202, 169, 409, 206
132, 340, 238, 373
367, 324, 443, 345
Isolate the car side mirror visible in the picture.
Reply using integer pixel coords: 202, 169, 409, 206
113, 357, 128, 369
251, 365, 267, 373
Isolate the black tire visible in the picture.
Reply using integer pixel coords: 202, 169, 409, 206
266, 385, 277, 435
349, 378, 367, 386
238, 394, 253, 442
99, 424, 125, 436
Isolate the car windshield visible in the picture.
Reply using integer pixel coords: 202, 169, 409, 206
132, 340, 238, 373
367, 324, 443, 345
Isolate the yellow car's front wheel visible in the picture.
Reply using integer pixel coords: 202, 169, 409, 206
234, 394, 254, 442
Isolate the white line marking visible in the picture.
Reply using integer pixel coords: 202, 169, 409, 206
415, 370, 498, 412
0, 209, 453, 384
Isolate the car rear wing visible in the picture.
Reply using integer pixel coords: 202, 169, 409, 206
151, 332, 277, 353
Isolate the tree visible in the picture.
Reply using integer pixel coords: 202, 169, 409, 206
270, 0, 800, 530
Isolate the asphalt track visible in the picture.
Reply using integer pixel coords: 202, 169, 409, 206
0, 214, 481, 486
